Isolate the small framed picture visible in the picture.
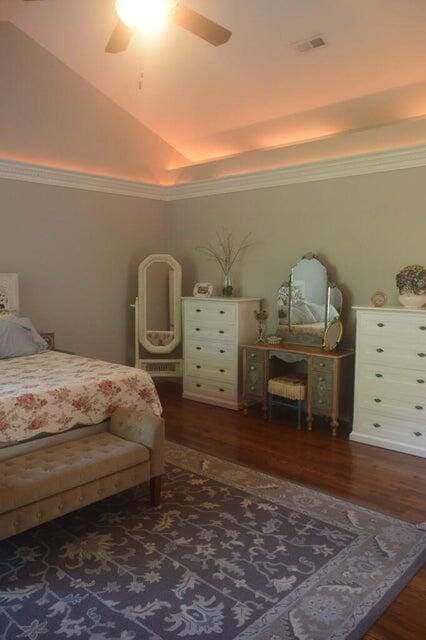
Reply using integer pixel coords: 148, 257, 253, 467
371, 291, 387, 307
40, 332, 55, 351
0, 273, 19, 313
193, 282, 214, 298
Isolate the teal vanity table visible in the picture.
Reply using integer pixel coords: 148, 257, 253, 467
242, 253, 354, 435
242, 342, 353, 435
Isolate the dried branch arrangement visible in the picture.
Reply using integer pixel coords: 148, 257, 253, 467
196, 228, 255, 277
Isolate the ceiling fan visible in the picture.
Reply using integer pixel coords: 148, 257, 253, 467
23, 0, 232, 53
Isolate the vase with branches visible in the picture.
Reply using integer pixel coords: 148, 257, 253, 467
196, 228, 255, 296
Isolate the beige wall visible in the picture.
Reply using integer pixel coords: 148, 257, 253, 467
0, 178, 166, 363
1, 165, 425, 363
0, 20, 178, 364
167, 166, 426, 345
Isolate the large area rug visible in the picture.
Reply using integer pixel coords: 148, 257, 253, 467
0, 442, 425, 640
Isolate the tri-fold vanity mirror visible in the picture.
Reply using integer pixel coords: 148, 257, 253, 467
277, 252, 344, 351
242, 252, 351, 434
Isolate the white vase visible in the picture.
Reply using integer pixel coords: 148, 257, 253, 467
398, 292, 426, 309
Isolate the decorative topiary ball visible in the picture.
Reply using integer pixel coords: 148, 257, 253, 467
395, 265, 426, 294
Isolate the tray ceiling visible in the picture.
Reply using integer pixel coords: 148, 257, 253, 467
2, 0, 426, 169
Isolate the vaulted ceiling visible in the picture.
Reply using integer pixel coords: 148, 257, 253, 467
2, 0, 426, 183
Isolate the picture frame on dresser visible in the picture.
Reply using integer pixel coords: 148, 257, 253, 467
352, 306, 426, 458
182, 297, 262, 410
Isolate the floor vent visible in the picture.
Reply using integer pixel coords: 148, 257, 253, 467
139, 359, 183, 378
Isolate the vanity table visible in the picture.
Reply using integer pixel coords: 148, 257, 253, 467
243, 252, 353, 435
242, 343, 353, 435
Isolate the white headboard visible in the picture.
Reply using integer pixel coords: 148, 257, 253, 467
0, 273, 19, 313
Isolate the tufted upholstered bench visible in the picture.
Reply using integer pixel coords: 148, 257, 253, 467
0, 408, 164, 541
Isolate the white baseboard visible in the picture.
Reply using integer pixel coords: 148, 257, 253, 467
182, 391, 241, 411
350, 432, 426, 458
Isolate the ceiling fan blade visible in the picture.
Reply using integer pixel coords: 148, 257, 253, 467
105, 19, 134, 53
173, 5, 232, 46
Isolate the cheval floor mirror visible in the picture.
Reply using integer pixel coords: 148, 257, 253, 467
134, 254, 183, 379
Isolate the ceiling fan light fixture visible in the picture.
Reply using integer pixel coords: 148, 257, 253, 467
115, 0, 175, 33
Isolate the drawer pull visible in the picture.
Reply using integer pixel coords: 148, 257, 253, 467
376, 348, 384, 353
414, 431, 423, 437
417, 379, 425, 384
250, 385, 256, 391
220, 349, 225, 354
375, 373, 383, 378
418, 353, 426, 358
220, 369, 225, 373
196, 383, 201, 388
319, 362, 325, 367
196, 365, 201, 369
219, 388, 225, 393
250, 353, 256, 358
250, 365, 256, 371
415, 405, 423, 411
219, 330, 224, 334
195, 328, 200, 332
196, 346, 201, 350
420, 326, 426, 331
318, 377, 324, 382
220, 310, 225, 314
374, 398, 382, 403
196, 309, 201, 313
377, 322, 385, 327
373, 423, 381, 428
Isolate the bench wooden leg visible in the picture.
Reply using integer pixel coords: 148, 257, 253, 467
150, 476, 162, 507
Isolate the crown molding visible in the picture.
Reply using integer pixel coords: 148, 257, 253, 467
0, 158, 165, 200
166, 144, 426, 200
1, 144, 426, 202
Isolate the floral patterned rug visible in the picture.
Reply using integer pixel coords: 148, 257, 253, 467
0, 441, 425, 640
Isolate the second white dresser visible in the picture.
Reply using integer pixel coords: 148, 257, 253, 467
182, 297, 261, 409
352, 306, 426, 457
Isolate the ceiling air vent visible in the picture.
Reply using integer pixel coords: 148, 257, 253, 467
293, 35, 327, 54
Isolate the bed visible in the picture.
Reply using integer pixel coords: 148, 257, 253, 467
0, 350, 162, 447
0, 275, 166, 539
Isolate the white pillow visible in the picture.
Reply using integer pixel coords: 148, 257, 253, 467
327, 304, 339, 321
306, 302, 326, 322
0, 316, 48, 359
290, 302, 317, 324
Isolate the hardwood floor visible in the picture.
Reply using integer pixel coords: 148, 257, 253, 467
158, 382, 426, 640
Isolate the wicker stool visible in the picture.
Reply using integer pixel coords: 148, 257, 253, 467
267, 375, 307, 429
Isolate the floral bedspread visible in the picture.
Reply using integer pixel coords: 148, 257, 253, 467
0, 351, 162, 444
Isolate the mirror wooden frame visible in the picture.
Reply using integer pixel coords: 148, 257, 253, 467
138, 254, 182, 354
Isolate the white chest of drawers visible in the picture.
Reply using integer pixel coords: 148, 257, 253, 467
182, 297, 261, 410
352, 306, 426, 457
